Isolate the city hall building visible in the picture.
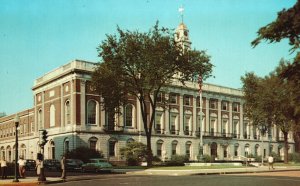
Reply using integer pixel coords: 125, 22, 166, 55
0, 23, 295, 163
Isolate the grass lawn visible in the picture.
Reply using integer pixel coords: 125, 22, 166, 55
149, 165, 244, 170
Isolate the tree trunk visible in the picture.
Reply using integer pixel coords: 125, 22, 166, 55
146, 133, 153, 167
283, 131, 289, 164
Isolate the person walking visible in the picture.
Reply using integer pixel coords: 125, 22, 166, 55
18, 156, 26, 178
268, 154, 275, 170
1, 158, 8, 179
36, 159, 42, 176
60, 156, 66, 180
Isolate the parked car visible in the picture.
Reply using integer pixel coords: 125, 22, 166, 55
43, 159, 61, 171
25, 159, 36, 171
66, 159, 84, 171
81, 159, 113, 173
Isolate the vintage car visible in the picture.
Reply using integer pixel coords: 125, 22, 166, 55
81, 158, 113, 173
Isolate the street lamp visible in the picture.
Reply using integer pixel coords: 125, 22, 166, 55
13, 114, 19, 182
258, 124, 268, 166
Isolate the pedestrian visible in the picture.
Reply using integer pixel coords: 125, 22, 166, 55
1, 157, 8, 179
268, 154, 275, 170
18, 156, 26, 178
36, 159, 42, 176
60, 156, 66, 180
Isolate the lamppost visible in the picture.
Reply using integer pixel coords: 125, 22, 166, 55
198, 76, 204, 161
258, 124, 268, 166
13, 114, 19, 182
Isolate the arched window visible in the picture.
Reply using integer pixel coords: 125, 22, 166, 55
87, 100, 96, 125
108, 138, 117, 157
20, 144, 26, 159
254, 144, 259, 156
89, 137, 98, 150
234, 143, 239, 157
65, 100, 71, 125
186, 141, 192, 158
127, 138, 134, 144
38, 109, 42, 129
245, 144, 250, 157
50, 104, 55, 127
64, 139, 69, 154
49, 141, 55, 159
124, 104, 133, 127
171, 140, 178, 155
157, 140, 163, 157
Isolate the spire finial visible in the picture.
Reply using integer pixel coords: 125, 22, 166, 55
178, 5, 184, 23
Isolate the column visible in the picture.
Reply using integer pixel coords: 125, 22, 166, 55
205, 97, 210, 134
136, 95, 143, 134
164, 94, 170, 134
217, 99, 222, 134
179, 94, 184, 136
250, 121, 254, 140
240, 102, 244, 139
80, 80, 86, 127
100, 97, 105, 130
61, 84, 64, 128
42, 91, 45, 129
34, 94, 38, 132
70, 79, 75, 125
228, 101, 232, 135
193, 95, 197, 137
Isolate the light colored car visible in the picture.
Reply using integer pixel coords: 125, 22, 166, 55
81, 158, 113, 173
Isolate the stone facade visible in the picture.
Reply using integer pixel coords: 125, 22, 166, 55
0, 59, 295, 162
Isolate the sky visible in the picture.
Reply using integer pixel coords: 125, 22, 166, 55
0, 0, 297, 115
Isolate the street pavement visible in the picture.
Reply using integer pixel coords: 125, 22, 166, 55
1, 166, 300, 185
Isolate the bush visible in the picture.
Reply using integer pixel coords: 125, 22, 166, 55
165, 155, 189, 166
202, 154, 211, 163
288, 153, 300, 163
120, 141, 147, 166
270, 152, 281, 162
65, 146, 104, 163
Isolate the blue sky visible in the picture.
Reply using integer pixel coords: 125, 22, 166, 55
0, 0, 297, 115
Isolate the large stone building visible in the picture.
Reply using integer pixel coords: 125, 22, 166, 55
0, 23, 295, 162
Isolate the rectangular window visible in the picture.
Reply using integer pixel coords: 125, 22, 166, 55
233, 103, 239, 112
210, 99, 217, 109
170, 94, 177, 104
157, 92, 163, 103
109, 141, 115, 156
157, 143, 162, 156
170, 115, 176, 134
222, 101, 228, 111
184, 95, 191, 106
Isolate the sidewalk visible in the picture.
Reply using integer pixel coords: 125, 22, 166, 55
126, 166, 300, 176
0, 177, 63, 186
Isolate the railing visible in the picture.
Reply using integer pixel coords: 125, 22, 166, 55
103, 125, 124, 133
202, 132, 238, 138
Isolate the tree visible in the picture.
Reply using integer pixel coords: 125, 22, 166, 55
92, 22, 212, 166
120, 141, 147, 166
251, 0, 300, 155
241, 61, 300, 163
65, 146, 104, 163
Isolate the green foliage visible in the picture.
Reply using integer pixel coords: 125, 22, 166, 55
288, 153, 300, 163
166, 155, 189, 166
120, 141, 147, 166
252, 0, 300, 53
202, 154, 212, 163
92, 22, 213, 166
270, 152, 281, 162
65, 146, 104, 163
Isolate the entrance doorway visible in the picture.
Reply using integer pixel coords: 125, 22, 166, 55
210, 142, 217, 162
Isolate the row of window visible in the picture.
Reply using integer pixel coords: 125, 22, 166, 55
157, 93, 241, 112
